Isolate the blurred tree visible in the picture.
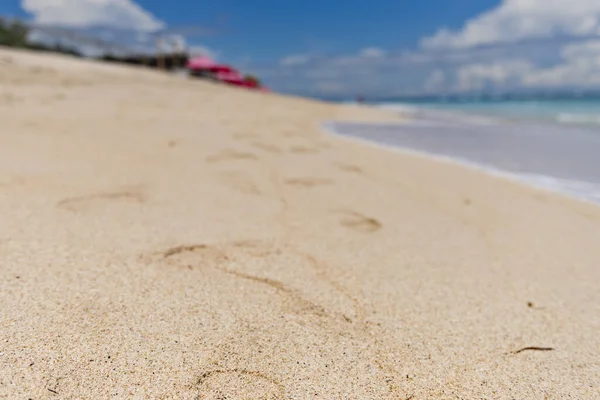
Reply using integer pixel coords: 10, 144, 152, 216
0, 17, 82, 56
0, 18, 30, 47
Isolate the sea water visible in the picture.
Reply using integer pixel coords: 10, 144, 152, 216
376, 98, 600, 128
326, 99, 600, 205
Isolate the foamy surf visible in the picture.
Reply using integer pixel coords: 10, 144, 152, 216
556, 112, 600, 126
323, 119, 600, 206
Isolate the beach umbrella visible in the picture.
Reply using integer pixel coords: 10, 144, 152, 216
215, 70, 266, 90
216, 70, 245, 84
186, 56, 217, 70
239, 80, 257, 88
209, 64, 236, 73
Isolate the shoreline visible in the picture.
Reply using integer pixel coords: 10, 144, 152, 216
324, 122, 600, 206
324, 116, 600, 206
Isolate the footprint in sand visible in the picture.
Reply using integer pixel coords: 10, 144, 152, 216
335, 162, 364, 174
289, 145, 320, 154
218, 171, 262, 196
250, 141, 282, 154
152, 242, 405, 397
57, 190, 145, 211
157, 242, 328, 318
314, 140, 333, 149
40, 93, 66, 104
1, 92, 21, 105
196, 369, 285, 400
281, 131, 307, 138
206, 149, 258, 163
29, 66, 55, 75
336, 210, 382, 233
146, 240, 361, 322
284, 177, 333, 188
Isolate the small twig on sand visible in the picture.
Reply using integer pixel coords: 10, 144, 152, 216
513, 346, 555, 354
48, 388, 59, 394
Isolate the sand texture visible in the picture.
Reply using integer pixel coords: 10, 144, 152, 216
1, 47, 600, 399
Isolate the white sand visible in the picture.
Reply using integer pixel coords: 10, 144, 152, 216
1, 47, 599, 399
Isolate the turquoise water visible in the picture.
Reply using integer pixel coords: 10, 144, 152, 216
374, 99, 600, 127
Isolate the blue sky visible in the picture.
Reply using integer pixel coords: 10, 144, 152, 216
4, 0, 600, 98
148, 0, 497, 60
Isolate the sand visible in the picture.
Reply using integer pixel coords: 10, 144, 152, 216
1, 47, 600, 399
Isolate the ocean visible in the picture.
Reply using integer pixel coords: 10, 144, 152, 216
376, 98, 600, 127
326, 99, 600, 205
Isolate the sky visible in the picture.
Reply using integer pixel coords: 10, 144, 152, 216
3, 0, 600, 98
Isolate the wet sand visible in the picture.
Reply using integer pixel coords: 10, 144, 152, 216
1, 47, 600, 399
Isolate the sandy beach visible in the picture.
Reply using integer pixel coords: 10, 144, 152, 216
1, 48, 600, 399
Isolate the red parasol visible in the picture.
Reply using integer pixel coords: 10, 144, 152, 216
186, 56, 218, 71
209, 64, 236, 73
216, 70, 245, 84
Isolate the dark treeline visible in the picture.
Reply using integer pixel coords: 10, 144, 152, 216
1, 17, 189, 70
0, 18, 29, 47
0, 17, 82, 57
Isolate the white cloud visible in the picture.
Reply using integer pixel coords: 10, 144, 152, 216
263, 1, 600, 95
21, 0, 164, 32
280, 47, 386, 70
188, 45, 220, 61
424, 69, 446, 92
562, 39, 600, 60
169, 34, 187, 52
314, 81, 346, 94
304, 67, 340, 80
449, 39, 600, 91
415, 0, 600, 92
422, 0, 600, 50
359, 47, 386, 58
522, 40, 600, 87
280, 54, 311, 66
155, 34, 189, 52
454, 60, 533, 91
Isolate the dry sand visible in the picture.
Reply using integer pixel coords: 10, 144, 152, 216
1, 47, 600, 399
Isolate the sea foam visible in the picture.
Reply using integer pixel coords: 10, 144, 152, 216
323, 117, 600, 206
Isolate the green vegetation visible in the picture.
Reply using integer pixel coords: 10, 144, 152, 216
0, 18, 29, 47
0, 17, 81, 57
